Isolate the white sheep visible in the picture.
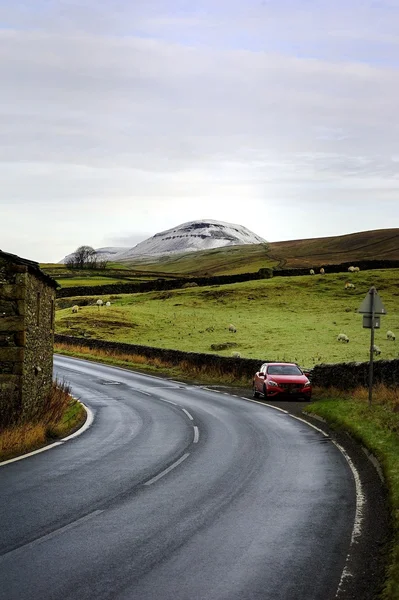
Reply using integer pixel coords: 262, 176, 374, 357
345, 282, 355, 289
387, 330, 396, 341
309, 269, 315, 275
320, 267, 325, 275
353, 266, 360, 272
231, 352, 241, 358
96, 299, 103, 309
228, 324, 237, 333
71, 305, 79, 313
373, 345, 381, 355
105, 301, 111, 307
348, 266, 356, 273
337, 333, 349, 343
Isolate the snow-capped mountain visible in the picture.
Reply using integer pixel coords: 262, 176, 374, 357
116, 220, 266, 260
60, 220, 266, 263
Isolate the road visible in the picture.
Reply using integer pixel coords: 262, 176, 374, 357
0, 356, 356, 600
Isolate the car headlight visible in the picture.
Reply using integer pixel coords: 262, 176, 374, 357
303, 382, 311, 388
267, 380, 278, 387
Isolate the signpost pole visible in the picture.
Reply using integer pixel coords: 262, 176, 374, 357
368, 287, 376, 407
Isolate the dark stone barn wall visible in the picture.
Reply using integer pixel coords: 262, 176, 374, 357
23, 273, 55, 420
0, 260, 25, 424
0, 258, 55, 426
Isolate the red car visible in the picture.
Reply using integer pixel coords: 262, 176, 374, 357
253, 362, 312, 400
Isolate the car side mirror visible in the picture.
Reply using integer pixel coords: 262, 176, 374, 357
259, 372, 265, 378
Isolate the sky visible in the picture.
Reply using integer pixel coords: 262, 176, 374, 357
0, 0, 399, 262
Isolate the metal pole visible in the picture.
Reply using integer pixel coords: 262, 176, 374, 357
368, 287, 376, 407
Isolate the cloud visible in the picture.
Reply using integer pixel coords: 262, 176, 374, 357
0, 1, 398, 261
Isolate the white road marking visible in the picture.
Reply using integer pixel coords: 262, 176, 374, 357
288, 415, 365, 598
140, 391, 151, 396
1, 510, 104, 559
0, 402, 93, 468
62, 403, 94, 441
240, 397, 289, 414
162, 399, 177, 406
193, 426, 200, 444
182, 408, 194, 420
144, 453, 190, 486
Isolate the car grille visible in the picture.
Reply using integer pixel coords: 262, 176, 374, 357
278, 383, 301, 390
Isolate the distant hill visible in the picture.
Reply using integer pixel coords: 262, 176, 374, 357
48, 228, 399, 286
268, 228, 399, 269
120, 228, 399, 276
59, 220, 266, 264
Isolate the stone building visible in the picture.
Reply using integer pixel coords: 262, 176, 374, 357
0, 250, 58, 426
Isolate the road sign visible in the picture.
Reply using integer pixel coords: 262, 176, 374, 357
363, 315, 380, 329
358, 287, 387, 315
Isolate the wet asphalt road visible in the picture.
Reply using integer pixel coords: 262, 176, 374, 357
0, 356, 357, 600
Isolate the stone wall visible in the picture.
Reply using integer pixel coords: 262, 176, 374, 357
310, 359, 399, 390
54, 334, 265, 379
0, 259, 25, 424
54, 334, 399, 391
0, 257, 55, 426
22, 272, 55, 420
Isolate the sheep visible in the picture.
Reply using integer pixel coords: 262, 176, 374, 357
71, 305, 79, 313
373, 345, 381, 355
344, 282, 356, 289
348, 266, 356, 273
320, 267, 325, 275
309, 269, 315, 275
231, 352, 241, 358
228, 324, 237, 333
96, 299, 103, 309
337, 333, 349, 343
105, 301, 111, 307
353, 266, 360, 272
387, 330, 396, 341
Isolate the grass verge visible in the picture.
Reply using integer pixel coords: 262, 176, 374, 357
0, 380, 86, 462
304, 386, 399, 600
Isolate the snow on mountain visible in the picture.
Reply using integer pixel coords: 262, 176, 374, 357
59, 220, 266, 263
116, 220, 266, 260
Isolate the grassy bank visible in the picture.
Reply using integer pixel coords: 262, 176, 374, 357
0, 380, 86, 462
56, 269, 399, 367
304, 387, 399, 600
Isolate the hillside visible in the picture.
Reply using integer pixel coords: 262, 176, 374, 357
43, 228, 399, 285
119, 228, 399, 276
55, 268, 399, 367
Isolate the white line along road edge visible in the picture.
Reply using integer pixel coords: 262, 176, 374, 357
0, 402, 94, 468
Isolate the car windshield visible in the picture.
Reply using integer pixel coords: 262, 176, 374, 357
267, 365, 302, 376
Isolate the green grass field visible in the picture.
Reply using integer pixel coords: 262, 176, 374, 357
56, 268, 399, 367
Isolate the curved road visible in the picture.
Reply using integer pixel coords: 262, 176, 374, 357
0, 356, 356, 600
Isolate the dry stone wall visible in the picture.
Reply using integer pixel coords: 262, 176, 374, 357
55, 334, 399, 390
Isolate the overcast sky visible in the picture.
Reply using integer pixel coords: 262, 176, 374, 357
1, 0, 399, 262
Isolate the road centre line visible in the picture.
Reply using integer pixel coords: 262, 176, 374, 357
193, 426, 200, 444
140, 391, 151, 396
181, 408, 194, 420
162, 399, 177, 406
144, 453, 190, 486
